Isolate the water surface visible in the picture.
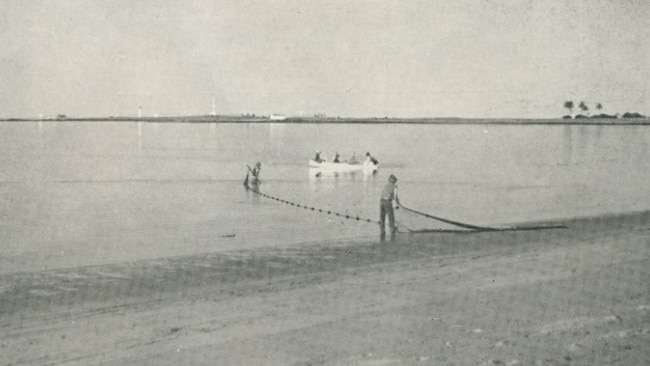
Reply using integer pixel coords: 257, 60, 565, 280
1, 121, 648, 273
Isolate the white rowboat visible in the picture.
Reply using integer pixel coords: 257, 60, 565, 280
308, 159, 378, 173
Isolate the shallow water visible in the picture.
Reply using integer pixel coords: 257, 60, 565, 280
1, 121, 648, 273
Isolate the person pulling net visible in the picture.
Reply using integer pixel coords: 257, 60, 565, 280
384, 174, 567, 234
379, 174, 400, 236
244, 161, 262, 188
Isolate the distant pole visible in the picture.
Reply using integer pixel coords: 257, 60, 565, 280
138, 106, 142, 118
211, 94, 216, 116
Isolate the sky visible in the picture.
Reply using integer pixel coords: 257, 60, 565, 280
0, 0, 648, 119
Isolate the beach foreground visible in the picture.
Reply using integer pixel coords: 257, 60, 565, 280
1, 212, 648, 365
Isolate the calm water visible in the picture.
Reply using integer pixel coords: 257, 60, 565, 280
1, 121, 649, 273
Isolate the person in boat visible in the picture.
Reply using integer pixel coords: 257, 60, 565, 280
365, 152, 379, 165
349, 152, 358, 164
314, 151, 323, 163
333, 151, 340, 163
379, 174, 400, 235
244, 161, 262, 187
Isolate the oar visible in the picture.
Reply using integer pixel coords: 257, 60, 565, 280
243, 163, 252, 186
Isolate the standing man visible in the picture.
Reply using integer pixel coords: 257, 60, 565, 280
380, 174, 400, 235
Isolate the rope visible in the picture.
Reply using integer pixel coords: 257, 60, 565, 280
245, 184, 380, 225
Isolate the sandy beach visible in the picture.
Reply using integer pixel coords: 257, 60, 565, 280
0, 211, 647, 365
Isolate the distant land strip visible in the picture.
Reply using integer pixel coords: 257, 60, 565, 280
1, 115, 649, 125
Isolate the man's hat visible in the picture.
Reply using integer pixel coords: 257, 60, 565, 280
389, 174, 397, 182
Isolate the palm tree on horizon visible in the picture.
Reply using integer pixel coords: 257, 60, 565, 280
563, 101, 574, 116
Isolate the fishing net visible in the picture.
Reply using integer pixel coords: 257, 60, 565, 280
244, 182, 566, 235
394, 201, 569, 233
394, 202, 491, 233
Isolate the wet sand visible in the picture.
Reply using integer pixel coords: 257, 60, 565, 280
1, 212, 648, 365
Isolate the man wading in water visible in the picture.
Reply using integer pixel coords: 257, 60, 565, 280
244, 162, 262, 188
380, 174, 400, 236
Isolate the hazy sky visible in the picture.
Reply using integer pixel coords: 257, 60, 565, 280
1, 0, 648, 119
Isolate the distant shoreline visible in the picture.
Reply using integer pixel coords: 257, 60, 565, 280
1, 115, 649, 125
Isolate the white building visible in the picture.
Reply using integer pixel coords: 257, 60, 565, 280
269, 114, 286, 121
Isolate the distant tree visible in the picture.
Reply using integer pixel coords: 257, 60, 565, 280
623, 112, 645, 118
563, 101, 574, 115
596, 103, 603, 112
579, 101, 589, 115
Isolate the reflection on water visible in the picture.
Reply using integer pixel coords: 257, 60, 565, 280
308, 168, 377, 180
1, 121, 649, 273
562, 125, 572, 165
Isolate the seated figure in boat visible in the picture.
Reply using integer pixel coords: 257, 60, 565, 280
333, 151, 340, 163
314, 151, 324, 163
365, 152, 379, 165
348, 152, 358, 164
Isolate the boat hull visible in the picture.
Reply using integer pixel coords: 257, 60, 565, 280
308, 159, 378, 173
